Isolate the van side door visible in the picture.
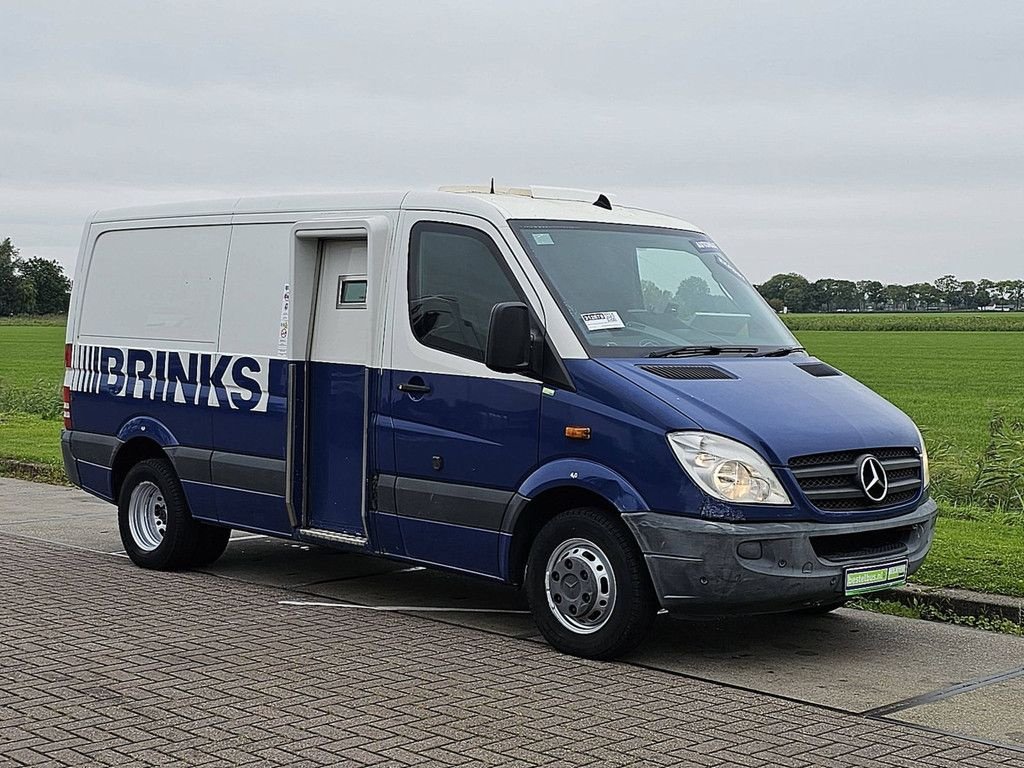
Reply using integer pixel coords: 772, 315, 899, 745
382, 213, 544, 578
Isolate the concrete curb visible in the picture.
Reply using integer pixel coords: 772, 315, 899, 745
0, 459, 68, 486
892, 583, 1024, 624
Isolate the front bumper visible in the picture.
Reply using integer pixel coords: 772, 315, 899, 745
622, 498, 938, 614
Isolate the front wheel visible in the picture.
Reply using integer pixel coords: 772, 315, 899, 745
526, 508, 657, 659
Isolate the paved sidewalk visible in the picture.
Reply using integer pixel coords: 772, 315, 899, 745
1, 534, 1022, 766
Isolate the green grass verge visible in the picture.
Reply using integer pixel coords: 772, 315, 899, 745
0, 458, 67, 485
0, 314, 67, 326
783, 312, 1024, 332
850, 596, 1023, 636
913, 514, 1024, 597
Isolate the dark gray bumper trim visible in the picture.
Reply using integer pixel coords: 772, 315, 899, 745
60, 431, 80, 487
69, 432, 119, 467
623, 499, 939, 614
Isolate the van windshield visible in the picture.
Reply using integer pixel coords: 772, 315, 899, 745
510, 220, 797, 357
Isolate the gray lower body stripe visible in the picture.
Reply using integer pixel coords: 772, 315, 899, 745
168, 447, 285, 496
377, 474, 513, 532
166, 446, 213, 484
210, 452, 286, 497
63, 430, 285, 498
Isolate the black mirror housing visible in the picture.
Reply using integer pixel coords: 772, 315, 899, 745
485, 302, 533, 373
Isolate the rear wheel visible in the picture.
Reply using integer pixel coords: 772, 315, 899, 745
526, 508, 656, 660
191, 525, 232, 567
118, 458, 229, 570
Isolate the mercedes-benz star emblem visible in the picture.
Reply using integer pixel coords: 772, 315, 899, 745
857, 455, 889, 502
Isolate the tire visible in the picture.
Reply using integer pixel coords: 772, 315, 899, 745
191, 525, 232, 567
118, 458, 210, 570
525, 508, 657, 660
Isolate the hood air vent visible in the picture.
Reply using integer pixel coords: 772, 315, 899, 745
637, 364, 737, 381
795, 362, 842, 377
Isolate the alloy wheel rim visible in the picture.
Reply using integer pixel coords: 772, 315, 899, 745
128, 481, 167, 552
544, 537, 617, 634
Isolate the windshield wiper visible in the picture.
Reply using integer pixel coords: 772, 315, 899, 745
647, 345, 758, 358
746, 346, 806, 358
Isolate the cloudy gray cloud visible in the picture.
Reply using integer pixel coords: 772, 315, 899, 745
1, 0, 1022, 283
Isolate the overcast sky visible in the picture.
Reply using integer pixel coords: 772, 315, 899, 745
2, 1, 1022, 284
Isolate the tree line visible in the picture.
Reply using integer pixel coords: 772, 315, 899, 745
0, 237, 72, 316
755, 273, 1024, 313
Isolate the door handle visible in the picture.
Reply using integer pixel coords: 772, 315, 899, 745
397, 381, 432, 394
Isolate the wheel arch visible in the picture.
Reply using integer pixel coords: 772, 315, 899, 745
503, 459, 650, 585
110, 437, 172, 503
115, 416, 179, 448
110, 416, 180, 501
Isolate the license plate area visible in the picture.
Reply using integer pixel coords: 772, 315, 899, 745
844, 560, 908, 596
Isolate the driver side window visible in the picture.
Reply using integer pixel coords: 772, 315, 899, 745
408, 222, 524, 363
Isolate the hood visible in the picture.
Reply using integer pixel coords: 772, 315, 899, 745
599, 356, 921, 465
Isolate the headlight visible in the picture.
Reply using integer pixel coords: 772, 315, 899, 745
667, 432, 791, 505
915, 426, 930, 488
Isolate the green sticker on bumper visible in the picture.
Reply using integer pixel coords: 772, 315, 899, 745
844, 560, 908, 596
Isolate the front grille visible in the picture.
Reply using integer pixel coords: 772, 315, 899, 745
789, 447, 923, 511
811, 526, 912, 562
636, 364, 737, 380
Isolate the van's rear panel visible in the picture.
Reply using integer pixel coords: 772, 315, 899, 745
63, 220, 293, 534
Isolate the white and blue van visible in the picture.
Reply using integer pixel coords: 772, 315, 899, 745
61, 186, 936, 658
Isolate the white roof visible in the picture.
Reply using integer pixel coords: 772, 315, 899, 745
92, 187, 704, 232
91, 191, 410, 222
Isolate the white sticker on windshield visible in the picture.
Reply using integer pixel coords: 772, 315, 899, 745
581, 311, 625, 331
691, 239, 721, 252
532, 232, 554, 245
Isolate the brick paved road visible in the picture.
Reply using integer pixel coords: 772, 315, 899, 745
1, 534, 1021, 767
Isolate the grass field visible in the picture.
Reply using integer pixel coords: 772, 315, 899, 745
914, 517, 1024, 597
0, 323, 65, 473
783, 312, 1024, 332
798, 330, 1024, 508
0, 324, 65, 389
1, 316, 1022, 599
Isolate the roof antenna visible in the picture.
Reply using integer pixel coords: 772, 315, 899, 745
490, 177, 495, 194
593, 193, 612, 210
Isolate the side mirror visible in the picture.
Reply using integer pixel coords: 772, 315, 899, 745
485, 302, 533, 373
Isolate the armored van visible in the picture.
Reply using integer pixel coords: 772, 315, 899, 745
62, 186, 936, 658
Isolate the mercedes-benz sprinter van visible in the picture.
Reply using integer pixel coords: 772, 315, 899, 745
61, 186, 936, 658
